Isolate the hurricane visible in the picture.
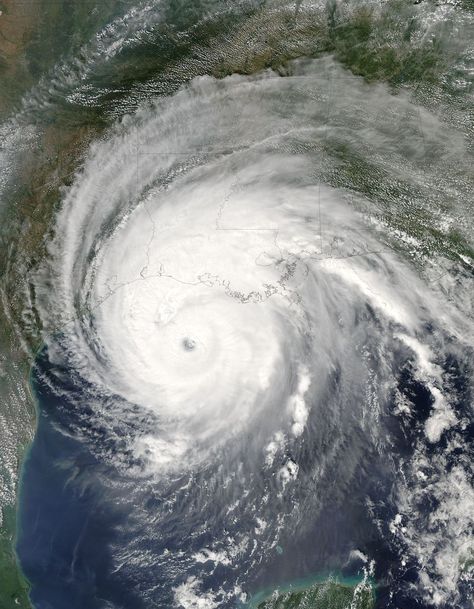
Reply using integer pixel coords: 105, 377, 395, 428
0, 1, 473, 609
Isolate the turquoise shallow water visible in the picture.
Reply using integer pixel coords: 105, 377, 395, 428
18, 339, 471, 608
245, 571, 372, 608
1, 2, 473, 609
17, 349, 384, 608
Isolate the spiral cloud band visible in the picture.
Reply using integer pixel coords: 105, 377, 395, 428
32, 57, 472, 607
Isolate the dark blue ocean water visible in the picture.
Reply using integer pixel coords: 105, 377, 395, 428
17, 367, 145, 609
17, 347, 472, 609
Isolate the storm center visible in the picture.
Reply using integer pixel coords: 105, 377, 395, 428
182, 337, 197, 351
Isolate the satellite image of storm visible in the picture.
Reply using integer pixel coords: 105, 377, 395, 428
0, 1, 473, 608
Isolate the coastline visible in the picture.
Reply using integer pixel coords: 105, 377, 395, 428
246, 571, 375, 608
12, 343, 47, 609
0, 1, 472, 607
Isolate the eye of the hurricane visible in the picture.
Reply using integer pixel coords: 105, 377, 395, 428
182, 337, 197, 352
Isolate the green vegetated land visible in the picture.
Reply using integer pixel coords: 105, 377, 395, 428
256, 580, 374, 609
0, 504, 31, 608
0, 0, 472, 607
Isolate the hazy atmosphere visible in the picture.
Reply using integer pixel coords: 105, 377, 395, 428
0, 1, 472, 608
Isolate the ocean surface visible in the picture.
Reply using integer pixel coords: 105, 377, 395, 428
0, 2, 472, 609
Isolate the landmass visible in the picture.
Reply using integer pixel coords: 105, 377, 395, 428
0, 1, 472, 607
255, 580, 374, 609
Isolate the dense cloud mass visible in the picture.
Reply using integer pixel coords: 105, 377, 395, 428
24, 57, 472, 608
0, 1, 472, 607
